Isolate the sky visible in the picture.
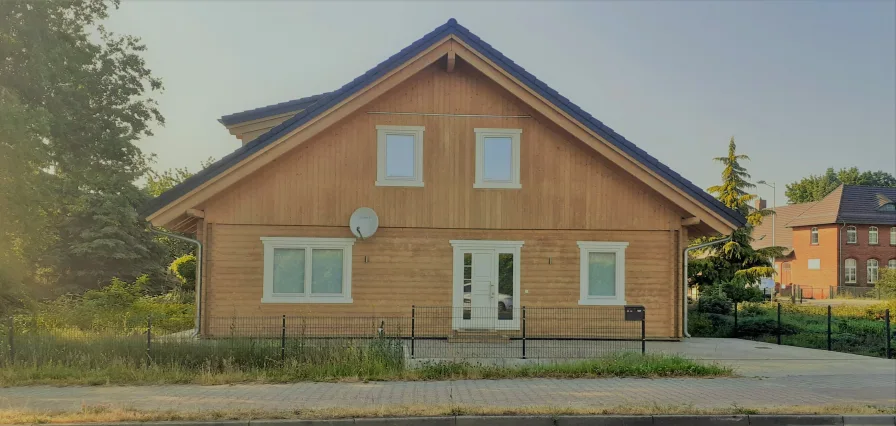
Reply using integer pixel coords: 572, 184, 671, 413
105, 0, 896, 205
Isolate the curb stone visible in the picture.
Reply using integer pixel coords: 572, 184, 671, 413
250, 420, 355, 426
747, 415, 844, 425
353, 418, 455, 426
653, 414, 749, 425
843, 415, 896, 426
455, 415, 554, 426
555, 415, 652, 426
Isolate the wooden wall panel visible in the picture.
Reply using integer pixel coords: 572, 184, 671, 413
202, 60, 683, 231
205, 224, 678, 338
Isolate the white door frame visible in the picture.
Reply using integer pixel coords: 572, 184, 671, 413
449, 240, 523, 331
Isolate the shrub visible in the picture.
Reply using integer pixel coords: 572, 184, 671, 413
875, 268, 896, 300
697, 290, 732, 315
688, 312, 734, 337
169, 254, 197, 292
738, 302, 766, 317
723, 281, 765, 303
737, 317, 798, 337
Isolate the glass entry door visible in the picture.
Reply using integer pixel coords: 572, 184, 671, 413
451, 240, 522, 331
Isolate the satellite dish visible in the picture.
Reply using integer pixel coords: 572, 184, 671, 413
350, 207, 379, 239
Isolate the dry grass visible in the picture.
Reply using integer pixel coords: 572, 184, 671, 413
1, 403, 894, 424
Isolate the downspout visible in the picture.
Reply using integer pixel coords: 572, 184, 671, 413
683, 236, 732, 337
150, 226, 202, 337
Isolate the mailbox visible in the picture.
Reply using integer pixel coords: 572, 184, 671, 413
624, 305, 645, 321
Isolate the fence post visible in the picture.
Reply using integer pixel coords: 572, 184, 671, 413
827, 305, 832, 351
886, 309, 892, 360
521, 306, 527, 359
776, 302, 782, 345
280, 315, 286, 362
641, 315, 646, 354
146, 317, 152, 360
410, 305, 415, 359
733, 302, 738, 338
7, 317, 13, 363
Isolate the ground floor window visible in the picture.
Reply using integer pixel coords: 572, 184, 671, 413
844, 259, 856, 284
577, 241, 629, 305
260, 237, 354, 303
867, 259, 879, 284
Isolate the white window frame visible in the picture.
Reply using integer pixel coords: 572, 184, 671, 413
474, 128, 522, 189
808, 259, 821, 270
846, 226, 857, 244
844, 259, 856, 284
577, 241, 628, 306
869, 226, 879, 245
888, 259, 896, 270
376, 125, 424, 187
890, 227, 896, 245
810, 227, 819, 245
260, 237, 355, 304
867, 259, 879, 284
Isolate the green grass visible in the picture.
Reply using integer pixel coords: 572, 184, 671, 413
0, 332, 731, 386
689, 301, 896, 358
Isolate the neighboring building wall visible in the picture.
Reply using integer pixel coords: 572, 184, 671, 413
841, 224, 896, 286
198, 61, 693, 338
789, 225, 840, 290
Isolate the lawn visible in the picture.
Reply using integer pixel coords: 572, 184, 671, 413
689, 301, 895, 358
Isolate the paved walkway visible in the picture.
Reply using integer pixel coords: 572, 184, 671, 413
1, 339, 894, 412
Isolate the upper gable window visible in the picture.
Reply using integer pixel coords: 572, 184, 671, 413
869, 226, 879, 245
879, 203, 896, 212
376, 125, 424, 187
810, 227, 819, 245
474, 128, 522, 189
846, 226, 857, 244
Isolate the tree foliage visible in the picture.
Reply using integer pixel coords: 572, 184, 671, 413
146, 158, 214, 262
785, 167, 896, 204
689, 138, 783, 297
1, 0, 167, 302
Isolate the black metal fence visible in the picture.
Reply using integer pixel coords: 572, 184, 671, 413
409, 306, 645, 359
1, 306, 646, 366
694, 302, 894, 359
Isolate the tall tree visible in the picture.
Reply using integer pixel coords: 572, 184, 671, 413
689, 138, 782, 297
785, 167, 896, 204
1, 0, 166, 296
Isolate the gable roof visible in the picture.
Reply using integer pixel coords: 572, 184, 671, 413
218, 92, 333, 126
784, 185, 896, 227
752, 202, 815, 249
143, 19, 746, 229
785, 185, 844, 228
838, 185, 896, 225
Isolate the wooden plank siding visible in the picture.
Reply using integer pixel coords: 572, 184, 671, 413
201, 60, 685, 231
205, 225, 678, 338
197, 59, 692, 339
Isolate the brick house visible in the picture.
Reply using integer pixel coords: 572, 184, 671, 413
753, 185, 896, 294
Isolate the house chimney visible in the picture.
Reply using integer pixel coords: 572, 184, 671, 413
755, 198, 767, 210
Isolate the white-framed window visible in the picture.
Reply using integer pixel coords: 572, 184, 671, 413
888, 259, 896, 270
260, 237, 354, 304
577, 241, 628, 305
891, 227, 896, 245
867, 259, 879, 284
810, 227, 819, 245
808, 259, 821, 270
869, 226, 879, 245
376, 125, 424, 187
844, 259, 856, 284
474, 128, 522, 189
846, 226, 857, 244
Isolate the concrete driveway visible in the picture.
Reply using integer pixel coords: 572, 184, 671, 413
649, 337, 896, 377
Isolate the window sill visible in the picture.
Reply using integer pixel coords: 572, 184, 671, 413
261, 297, 353, 304
376, 180, 424, 187
578, 298, 627, 306
474, 182, 522, 189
